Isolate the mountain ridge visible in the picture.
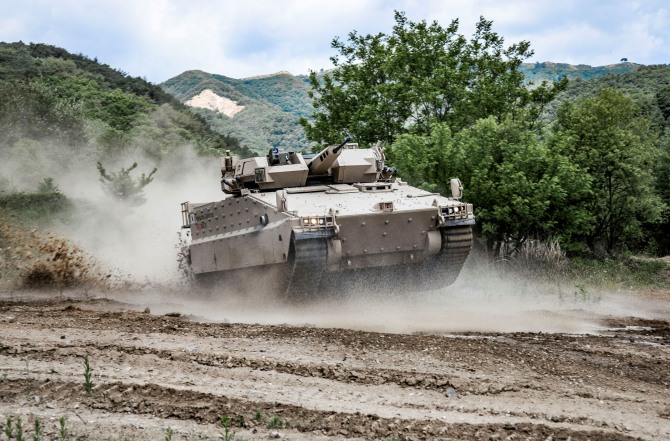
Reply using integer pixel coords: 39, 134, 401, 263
161, 61, 648, 153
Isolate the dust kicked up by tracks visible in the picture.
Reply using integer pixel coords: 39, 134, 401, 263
1, 274, 669, 441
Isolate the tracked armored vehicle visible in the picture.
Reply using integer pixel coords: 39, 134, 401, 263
181, 138, 475, 296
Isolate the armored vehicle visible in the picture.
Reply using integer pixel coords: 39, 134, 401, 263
181, 138, 475, 296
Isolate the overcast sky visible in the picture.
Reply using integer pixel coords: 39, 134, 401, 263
1, 0, 668, 84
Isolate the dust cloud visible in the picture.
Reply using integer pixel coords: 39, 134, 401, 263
103, 253, 666, 335
1, 140, 223, 285
4, 141, 664, 335
59, 147, 224, 284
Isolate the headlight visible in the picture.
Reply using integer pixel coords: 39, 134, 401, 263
441, 205, 465, 217
300, 216, 334, 228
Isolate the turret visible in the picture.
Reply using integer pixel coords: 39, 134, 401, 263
306, 136, 351, 175
219, 137, 395, 195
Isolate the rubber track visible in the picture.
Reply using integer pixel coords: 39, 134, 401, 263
436, 225, 473, 286
285, 238, 327, 298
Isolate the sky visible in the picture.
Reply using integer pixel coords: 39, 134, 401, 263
1, 0, 668, 84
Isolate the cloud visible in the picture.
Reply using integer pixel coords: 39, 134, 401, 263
0, 0, 667, 82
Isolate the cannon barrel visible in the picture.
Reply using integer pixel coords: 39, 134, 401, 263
307, 136, 351, 175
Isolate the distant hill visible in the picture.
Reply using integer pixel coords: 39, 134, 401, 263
161, 70, 315, 153
162, 62, 650, 153
518, 61, 641, 84
0, 42, 251, 187
542, 64, 670, 125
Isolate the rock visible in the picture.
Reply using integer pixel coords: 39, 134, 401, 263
446, 387, 457, 398
268, 430, 281, 438
143, 307, 150, 314
405, 376, 418, 386
350, 370, 366, 380
170, 351, 188, 361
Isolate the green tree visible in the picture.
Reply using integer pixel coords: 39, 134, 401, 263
96, 162, 157, 206
0, 80, 86, 147
390, 119, 592, 254
657, 84, 670, 123
300, 11, 566, 146
551, 88, 666, 254
652, 132, 670, 254
37, 177, 60, 193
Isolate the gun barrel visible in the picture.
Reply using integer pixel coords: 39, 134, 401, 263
308, 136, 351, 175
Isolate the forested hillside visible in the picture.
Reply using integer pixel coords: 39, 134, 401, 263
161, 60, 642, 155
519, 61, 640, 84
0, 42, 251, 192
0, 42, 260, 231
161, 70, 314, 153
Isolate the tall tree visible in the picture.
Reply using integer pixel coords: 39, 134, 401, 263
551, 88, 666, 254
300, 11, 566, 146
390, 119, 592, 254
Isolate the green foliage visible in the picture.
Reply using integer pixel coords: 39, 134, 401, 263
520, 61, 640, 85
266, 415, 289, 429
14, 418, 24, 441
551, 88, 666, 254
568, 257, 669, 288
164, 427, 173, 441
32, 418, 43, 441
36, 178, 59, 194
0, 41, 246, 169
90, 89, 149, 131
0, 191, 73, 225
162, 70, 312, 154
391, 119, 592, 253
544, 65, 670, 129
96, 162, 157, 205
218, 415, 235, 441
4, 416, 13, 438
82, 355, 93, 394
657, 84, 670, 122
651, 132, 670, 254
0, 79, 86, 148
58, 417, 67, 441
300, 11, 566, 145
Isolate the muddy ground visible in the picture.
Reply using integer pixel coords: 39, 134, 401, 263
0, 282, 669, 441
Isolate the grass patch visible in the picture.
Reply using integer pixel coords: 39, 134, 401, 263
495, 239, 670, 290
568, 257, 669, 289
0, 191, 74, 227
266, 415, 290, 429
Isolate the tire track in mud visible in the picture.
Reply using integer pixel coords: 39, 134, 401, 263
3, 302, 668, 393
1, 299, 669, 440
0, 378, 643, 441
0, 340, 512, 396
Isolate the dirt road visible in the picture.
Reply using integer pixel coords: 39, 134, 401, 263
0, 287, 668, 440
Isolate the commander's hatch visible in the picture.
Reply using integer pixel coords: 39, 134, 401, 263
353, 182, 394, 192
326, 184, 359, 194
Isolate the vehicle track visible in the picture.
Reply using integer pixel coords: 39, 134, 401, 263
0, 297, 668, 440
